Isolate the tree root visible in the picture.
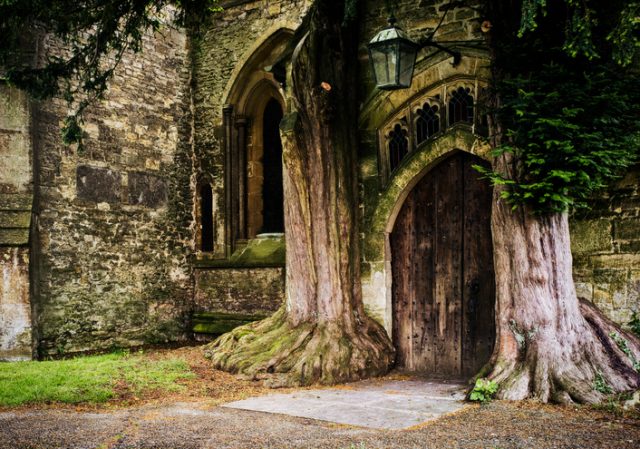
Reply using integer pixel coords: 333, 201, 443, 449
486, 299, 640, 404
204, 307, 395, 387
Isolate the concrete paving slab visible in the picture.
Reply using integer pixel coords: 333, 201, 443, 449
223, 379, 469, 430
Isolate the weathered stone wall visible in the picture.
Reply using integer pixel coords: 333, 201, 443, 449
0, 83, 33, 360
571, 166, 640, 328
0, 247, 31, 360
0, 85, 32, 195
195, 267, 283, 315
32, 22, 195, 356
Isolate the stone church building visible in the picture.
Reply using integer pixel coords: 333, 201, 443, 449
1, 0, 638, 374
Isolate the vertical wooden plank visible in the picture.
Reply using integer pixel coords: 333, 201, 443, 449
434, 154, 463, 376
413, 173, 436, 372
462, 154, 496, 376
391, 191, 414, 370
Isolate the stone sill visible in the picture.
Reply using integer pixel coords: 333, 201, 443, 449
193, 258, 285, 269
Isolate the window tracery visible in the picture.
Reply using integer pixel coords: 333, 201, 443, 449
378, 79, 486, 185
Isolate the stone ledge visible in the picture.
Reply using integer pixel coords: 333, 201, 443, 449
192, 311, 267, 335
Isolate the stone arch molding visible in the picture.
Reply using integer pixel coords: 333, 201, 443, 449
222, 24, 297, 109
362, 128, 491, 335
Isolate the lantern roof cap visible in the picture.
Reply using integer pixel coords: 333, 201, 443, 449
368, 17, 416, 45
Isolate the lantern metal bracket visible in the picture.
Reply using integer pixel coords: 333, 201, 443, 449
384, 14, 461, 65
416, 37, 461, 66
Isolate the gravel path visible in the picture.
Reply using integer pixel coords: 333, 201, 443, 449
1, 399, 638, 448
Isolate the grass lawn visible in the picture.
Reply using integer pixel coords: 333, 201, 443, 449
0, 350, 195, 407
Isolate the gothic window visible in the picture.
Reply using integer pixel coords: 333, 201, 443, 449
260, 98, 285, 233
415, 103, 440, 145
448, 86, 474, 125
200, 184, 214, 252
388, 123, 409, 172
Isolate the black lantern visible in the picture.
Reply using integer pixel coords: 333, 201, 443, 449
368, 17, 461, 91
368, 17, 419, 90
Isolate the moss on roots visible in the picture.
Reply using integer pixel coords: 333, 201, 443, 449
204, 308, 394, 387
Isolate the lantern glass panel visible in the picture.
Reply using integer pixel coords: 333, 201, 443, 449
398, 41, 418, 88
370, 42, 398, 88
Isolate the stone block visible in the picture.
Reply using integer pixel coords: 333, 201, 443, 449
194, 267, 284, 315
127, 171, 168, 208
615, 218, 640, 241
76, 165, 122, 204
570, 219, 612, 254
0, 84, 29, 131
0, 247, 31, 360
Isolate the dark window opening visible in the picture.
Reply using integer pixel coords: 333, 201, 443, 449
448, 87, 474, 125
388, 123, 409, 172
416, 103, 440, 144
200, 184, 214, 251
261, 98, 284, 233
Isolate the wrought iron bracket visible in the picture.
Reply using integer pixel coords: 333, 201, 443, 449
417, 37, 461, 66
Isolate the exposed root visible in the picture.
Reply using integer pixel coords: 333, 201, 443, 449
486, 299, 640, 404
204, 307, 395, 387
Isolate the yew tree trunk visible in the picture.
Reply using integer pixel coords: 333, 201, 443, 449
481, 0, 640, 404
485, 152, 640, 403
205, 0, 394, 387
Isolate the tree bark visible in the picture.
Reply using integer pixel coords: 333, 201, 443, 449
485, 152, 640, 403
205, 0, 394, 387
481, 0, 640, 403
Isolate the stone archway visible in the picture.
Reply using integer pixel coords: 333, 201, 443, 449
220, 28, 292, 252
360, 128, 492, 334
390, 151, 495, 377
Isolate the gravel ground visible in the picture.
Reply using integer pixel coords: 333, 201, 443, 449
1, 399, 638, 449
2, 347, 638, 448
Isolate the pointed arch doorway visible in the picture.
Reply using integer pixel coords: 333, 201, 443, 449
391, 151, 495, 378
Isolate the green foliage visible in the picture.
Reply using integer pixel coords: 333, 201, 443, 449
593, 370, 613, 394
609, 331, 640, 371
0, 0, 220, 143
481, 64, 640, 213
484, 0, 640, 214
0, 351, 194, 406
608, 2, 640, 66
469, 378, 499, 403
629, 313, 640, 338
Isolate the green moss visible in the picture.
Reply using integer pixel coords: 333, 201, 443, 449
0, 194, 32, 211
570, 219, 612, 254
0, 228, 29, 246
196, 235, 285, 268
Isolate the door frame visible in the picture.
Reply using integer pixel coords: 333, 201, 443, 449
359, 129, 494, 339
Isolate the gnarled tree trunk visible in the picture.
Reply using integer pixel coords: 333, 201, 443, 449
486, 154, 640, 403
205, 0, 394, 387
481, 0, 640, 403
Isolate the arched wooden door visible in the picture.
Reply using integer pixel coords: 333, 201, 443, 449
391, 152, 495, 378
